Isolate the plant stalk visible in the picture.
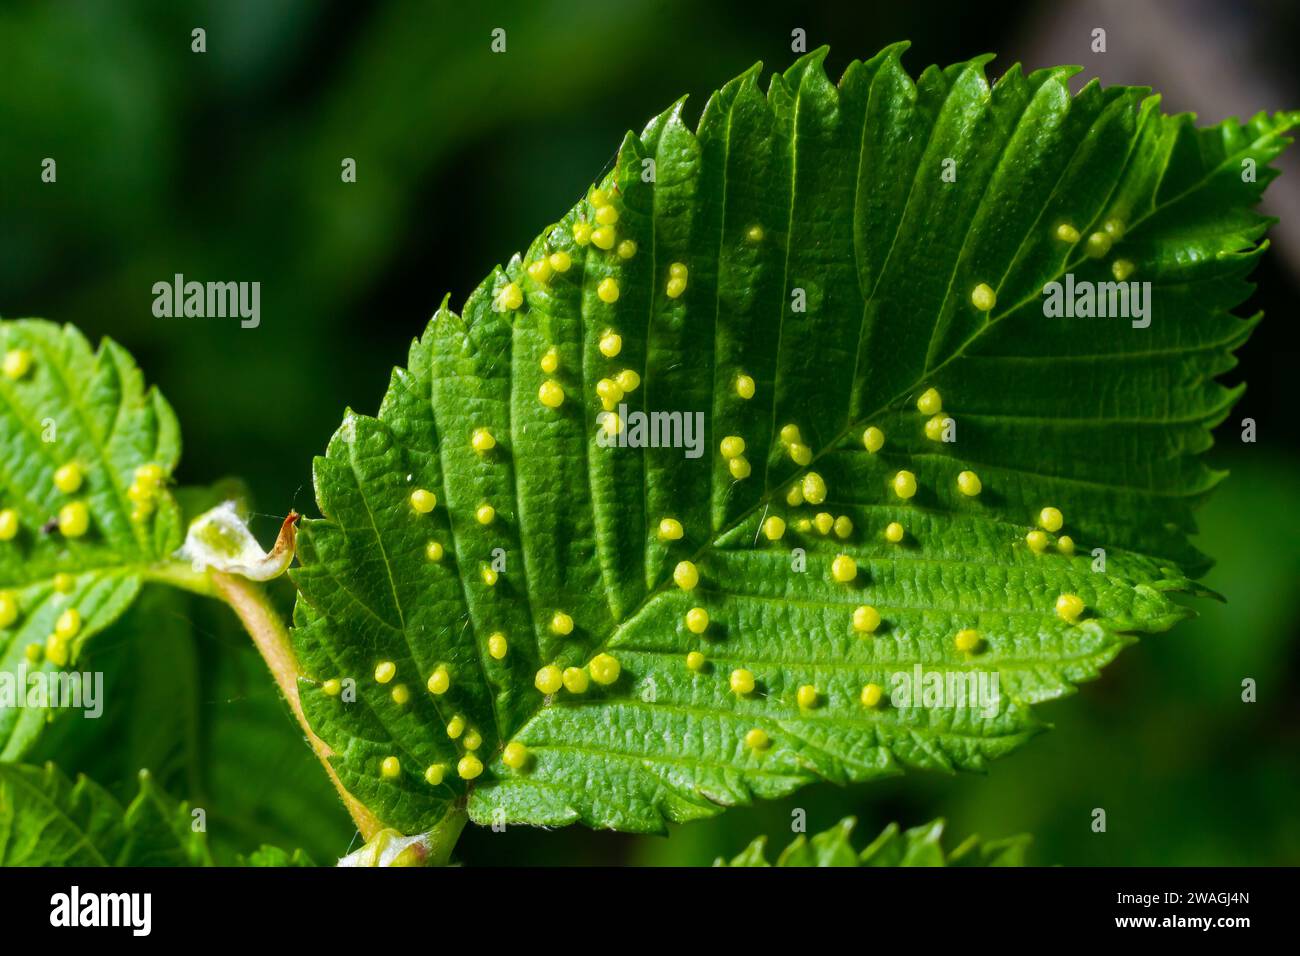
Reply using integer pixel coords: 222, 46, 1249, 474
208, 570, 383, 842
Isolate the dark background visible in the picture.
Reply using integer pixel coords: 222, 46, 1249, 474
2, 0, 1297, 865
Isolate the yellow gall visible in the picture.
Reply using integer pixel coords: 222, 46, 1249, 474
391, 684, 410, 705
599, 331, 623, 358
744, 728, 770, 750
1085, 232, 1112, 258
322, 678, 341, 697
892, 471, 917, 500
410, 489, 437, 513
427, 665, 450, 695
1057, 535, 1076, 556
475, 503, 496, 525
971, 283, 996, 311
1112, 259, 1135, 281
527, 259, 553, 284
917, 388, 943, 415
860, 683, 884, 708
762, 515, 786, 540
673, 560, 699, 590
3, 349, 33, 380
686, 650, 706, 672
447, 714, 465, 738
719, 435, 745, 459
374, 660, 396, 684
0, 591, 18, 628
954, 628, 981, 653
595, 204, 619, 225
1039, 507, 1064, 532
728, 456, 751, 480
488, 632, 508, 659
617, 239, 637, 259
1055, 223, 1081, 243
796, 685, 818, 709
55, 608, 80, 640
597, 277, 620, 303
833, 515, 853, 539
884, 521, 904, 543
956, 470, 982, 497
548, 250, 572, 273
1056, 593, 1085, 622
424, 764, 446, 786
735, 374, 756, 399
862, 426, 884, 453
730, 668, 755, 695
471, 427, 496, 453
830, 555, 857, 583
813, 512, 833, 535
54, 463, 83, 494
853, 605, 881, 634
538, 379, 565, 408
789, 443, 812, 466
551, 611, 574, 635
572, 222, 593, 246
658, 517, 684, 541
1025, 530, 1050, 553
540, 347, 559, 373
458, 754, 484, 780
0, 510, 18, 542
535, 665, 563, 695
380, 756, 401, 779
591, 225, 617, 250
562, 667, 590, 694
502, 742, 528, 770
497, 282, 524, 311
685, 606, 709, 634
58, 502, 90, 538
588, 653, 621, 685
801, 472, 827, 505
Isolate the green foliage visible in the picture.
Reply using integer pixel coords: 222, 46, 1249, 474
0, 319, 187, 757
290, 45, 1296, 836
718, 816, 1030, 866
0, 763, 209, 866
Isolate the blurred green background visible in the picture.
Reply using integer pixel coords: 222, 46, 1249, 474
3, 0, 1297, 865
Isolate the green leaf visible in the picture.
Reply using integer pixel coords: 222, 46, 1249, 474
717, 816, 1030, 866
0, 763, 210, 866
291, 45, 1296, 835
0, 319, 193, 757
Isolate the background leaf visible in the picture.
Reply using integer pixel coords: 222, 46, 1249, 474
717, 815, 1030, 866
291, 46, 1295, 837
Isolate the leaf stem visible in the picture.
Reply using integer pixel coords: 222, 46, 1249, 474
208, 570, 384, 842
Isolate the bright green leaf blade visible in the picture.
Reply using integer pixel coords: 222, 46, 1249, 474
0, 319, 187, 757
291, 46, 1296, 835
0, 763, 210, 866
717, 815, 1029, 866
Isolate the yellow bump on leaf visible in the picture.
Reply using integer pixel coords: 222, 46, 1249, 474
46, 634, 69, 667
425, 540, 444, 562
1103, 217, 1125, 239
446, 714, 465, 738
0, 509, 18, 542
719, 435, 745, 459
527, 258, 553, 284
917, 387, 942, 415
1056, 593, 1085, 622
497, 282, 523, 311
374, 660, 396, 684
590, 187, 610, 206
892, 470, 917, 500
463, 728, 482, 751
728, 456, 751, 480
780, 424, 803, 447
1057, 535, 1076, 556
762, 515, 786, 541
322, 678, 341, 697
597, 276, 620, 303
794, 518, 812, 533
789, 443, 812, 466
668, 261, 688, 279
603, 411, 622, 438
595, 204, 619, 225
1085, 231, 1112, 258
58, 502, 90, 538
457, 754, 484, 780
475, 503, 496, 525
562, 666, 590, 694
599, 331, 622, 357
589, 653, 620, 685
549, 250, 572, 273
813, 512, 833, 536
424, 763, 446, 786
673, 560, 699, 590
591, 225, 616, 250
862, 426, 884, 453
1025, 530, 1050, 553
744, 728, 770, 751
954, 628, 981, 653
831, 555, 857, 583
1055, 223, 1081, 243
956, 470, 982, 497
860, 683, 884, 708
852, 605, 881, 634
540, 347, 559, 374
471, 427, 496, 453
380, 756, 401, 779
685, 606, 709, 634
482, 565, 498, 587
614, 368, 640, 393
746, 224, 764, 242
802, 472, 827, 505
617, 239, 637, 259
550, 610, 574, 635
884, 521, 904, 543
55, 608, 80, 641
502, 741, 528, 770
134, 463, 165, 487
23, 643, 40, 663
538, 379, 565, 408
658, 517, 684, 541
833, 515, 853, 539
666, 277, 687, 299
53, 462, 83, 494
686, 650, 706, 672
572, 222, 593, 246
796, 685, 818, 709
410, 489, 437, 513
53, 573, 75, 593
785, 484, 804, 507
596, 377, 624, 409
488, 632, 508, 660
1112, 259, 1135, 281
730, 668, 755, 696
924, 414, 948, 442
427, 665, 450, 695
972, 283, 996, 311
533, 665, 564, 697
391, 684, 410, 705
735, 374, 755, 399
3, 349, 33, 380
1038, 506, 1063, 532
0, 591, 18, 628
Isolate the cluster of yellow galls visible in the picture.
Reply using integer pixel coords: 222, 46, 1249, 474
1055, 216, 1133, 281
